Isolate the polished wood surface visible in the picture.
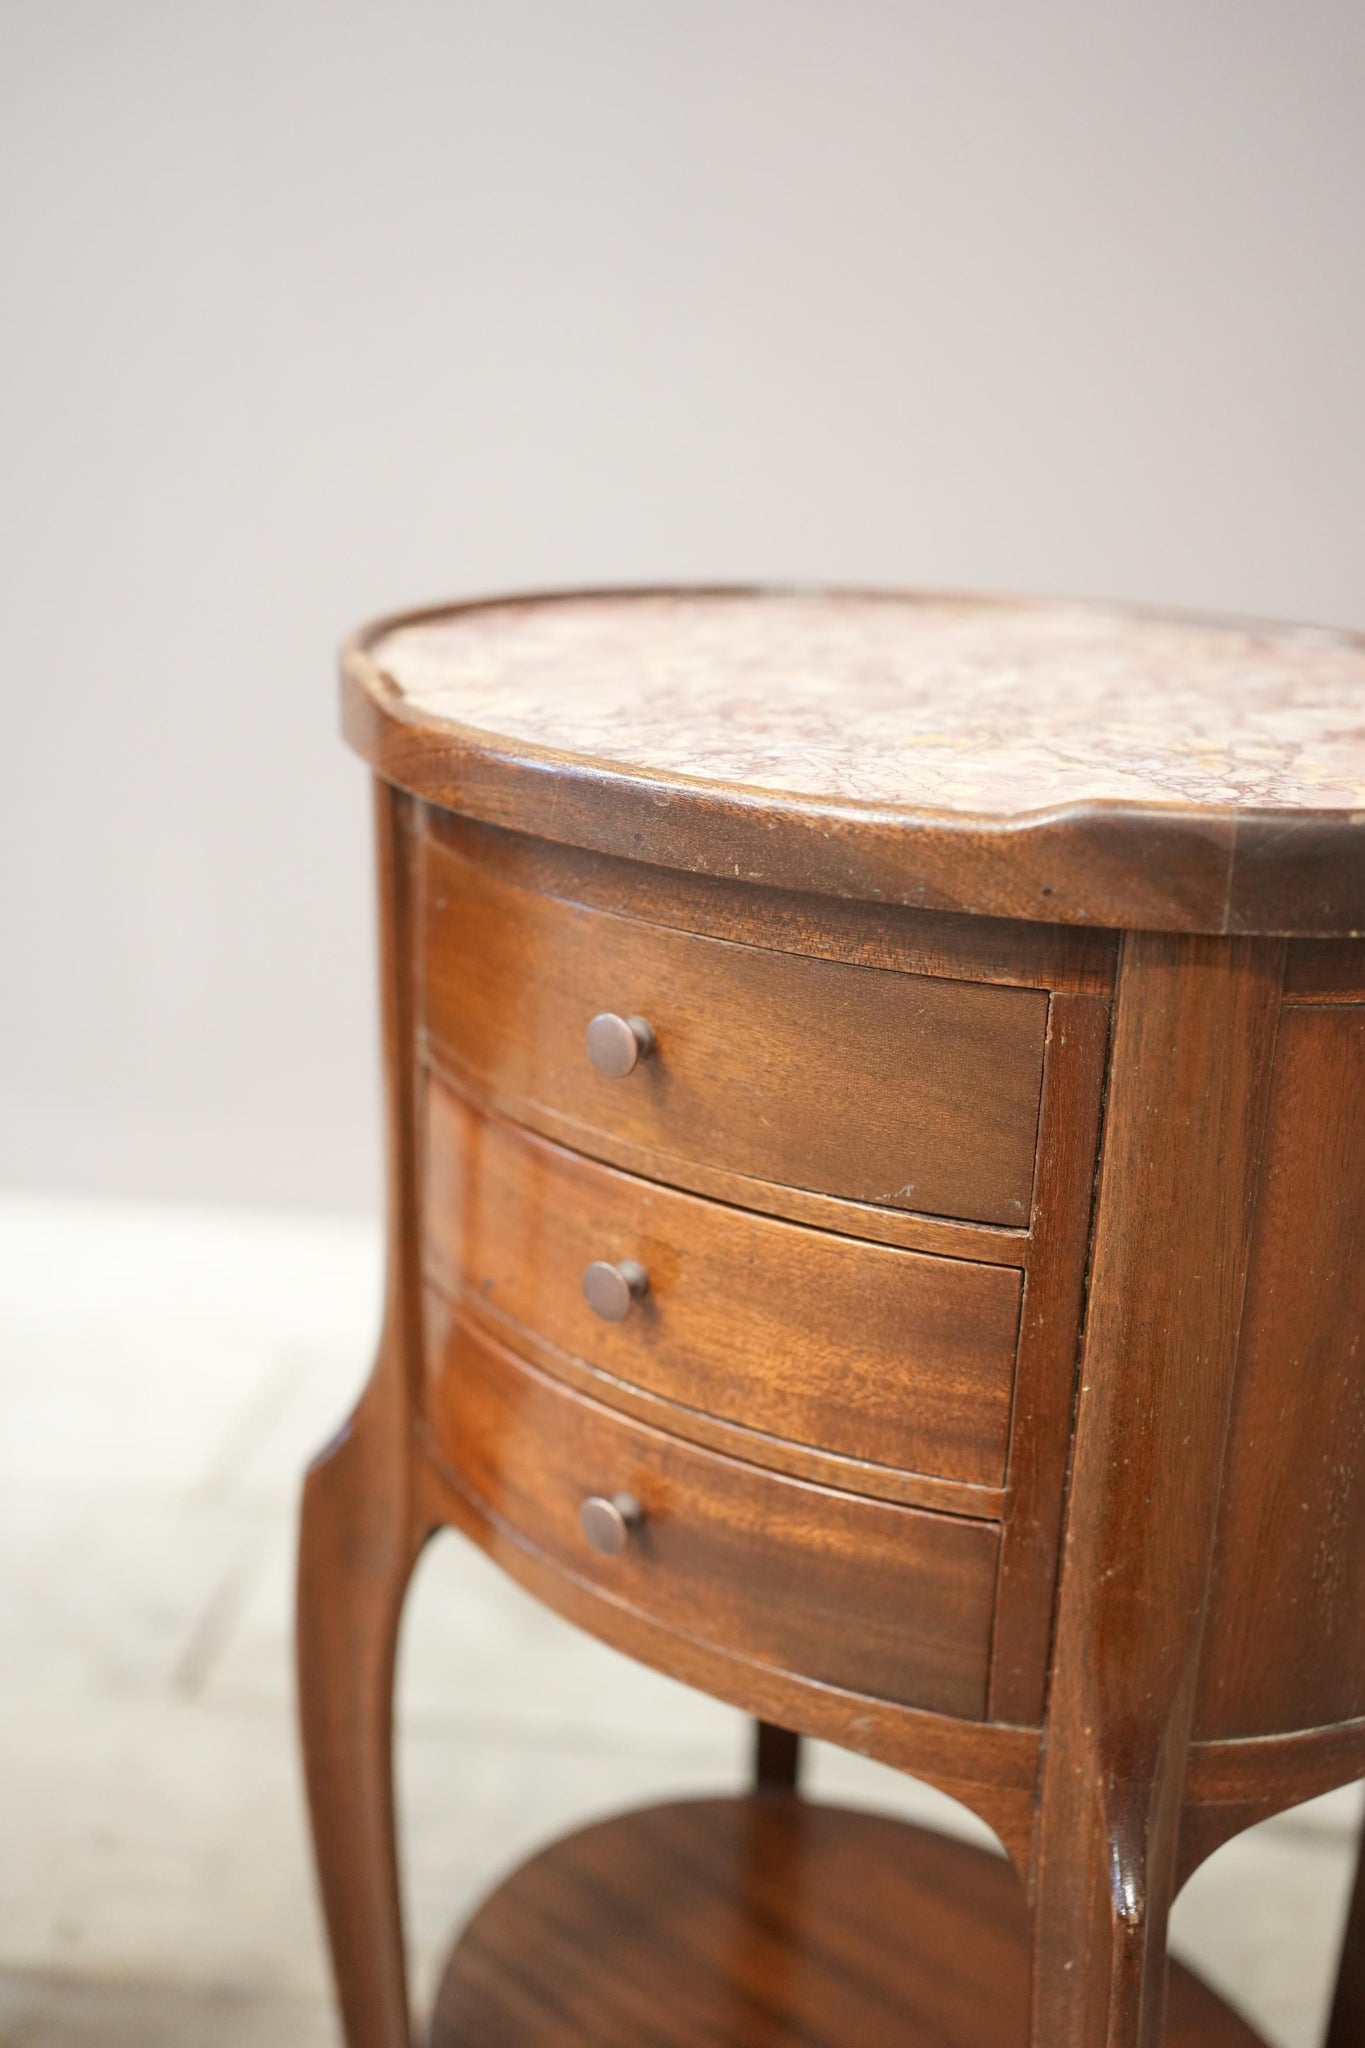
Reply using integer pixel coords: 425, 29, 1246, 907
297, 783, 435, 2048
413, 1426, 1044, 1874
302, 587, 1365, 2048
421, 829, 1048, 1227
425, 806, 1120, 995
425, 1306, 1000, 1718
424, 1080, 1023, 1492
1031, 934, 1284, 2048
1197, 1002, 1365, 1738
1284, 937, 1365, 1000
986, 987, 1112, 1722
429, 1799, 1266, 2048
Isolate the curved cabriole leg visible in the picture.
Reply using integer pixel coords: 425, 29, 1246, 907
1030, 1763, 1180, 2044
298, 1377, 428, 2048
1029, 932, 1285, 2046
297, 775, 428, 2045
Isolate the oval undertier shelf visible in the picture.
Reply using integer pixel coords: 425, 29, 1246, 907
428, 1797, 1266, 2048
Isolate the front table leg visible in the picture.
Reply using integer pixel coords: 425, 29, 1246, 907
1030, 1743, 1181, 2045
1029, 933, 1285, 2045
298, 1377, 429, 2048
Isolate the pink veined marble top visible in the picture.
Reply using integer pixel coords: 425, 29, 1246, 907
368, 591, 1365, 816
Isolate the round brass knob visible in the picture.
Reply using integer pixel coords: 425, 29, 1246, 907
585, 1012, 654, 1079
579, 1491, 644, 1557
582, 1258, 650, 1322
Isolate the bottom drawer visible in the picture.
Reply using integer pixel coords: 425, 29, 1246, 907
426, 1297, 1000, 1719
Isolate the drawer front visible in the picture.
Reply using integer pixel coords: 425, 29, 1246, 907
422, 834, 1048, 1227
426, 1303, 999, 1718
426, 1081, 1021, 1489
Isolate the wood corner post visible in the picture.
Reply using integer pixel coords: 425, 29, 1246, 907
1029, 932, 1285, 2047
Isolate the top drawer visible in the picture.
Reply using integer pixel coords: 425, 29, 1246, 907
422, 832, 1048, 1227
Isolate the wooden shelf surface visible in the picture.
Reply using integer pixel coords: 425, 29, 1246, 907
428, 1796, 1266, 2047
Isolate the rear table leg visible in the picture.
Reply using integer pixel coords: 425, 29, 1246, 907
753, 1721, 802, 1794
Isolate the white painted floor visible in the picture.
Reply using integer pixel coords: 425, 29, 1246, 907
0, 1191, 1358, 2047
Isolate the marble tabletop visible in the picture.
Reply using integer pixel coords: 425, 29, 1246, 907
368, 590, 1365, 818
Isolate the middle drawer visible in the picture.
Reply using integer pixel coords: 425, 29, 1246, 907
424, 1079, 1022, 1492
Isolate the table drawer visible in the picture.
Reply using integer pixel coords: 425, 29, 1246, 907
426, 1304, 999, 1718
425, 1080, 1021, 1490
422, 834, 1048, 1228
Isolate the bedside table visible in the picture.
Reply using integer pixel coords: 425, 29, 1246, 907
299, 588, 1365, 2048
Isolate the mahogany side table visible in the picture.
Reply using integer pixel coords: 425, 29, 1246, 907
299, 588, 1365, 2048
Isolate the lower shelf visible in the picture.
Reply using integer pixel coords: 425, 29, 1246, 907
429, 1795, 1266, 2047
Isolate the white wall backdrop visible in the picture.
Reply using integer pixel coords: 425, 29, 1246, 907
3, 1, 1363, 1212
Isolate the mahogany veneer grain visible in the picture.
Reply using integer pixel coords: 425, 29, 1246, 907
1197, 1002, 1365, 1739
423, 1080, 1022, 1493
421, 829, 1048, 1228
424, 1308, 1000, 1719
429, 1799, 1266, 2048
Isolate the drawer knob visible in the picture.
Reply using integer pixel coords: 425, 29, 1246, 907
586, 1012, 655, 1078
582, 1258, 650, 1321
579, 1491, 644, 1557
